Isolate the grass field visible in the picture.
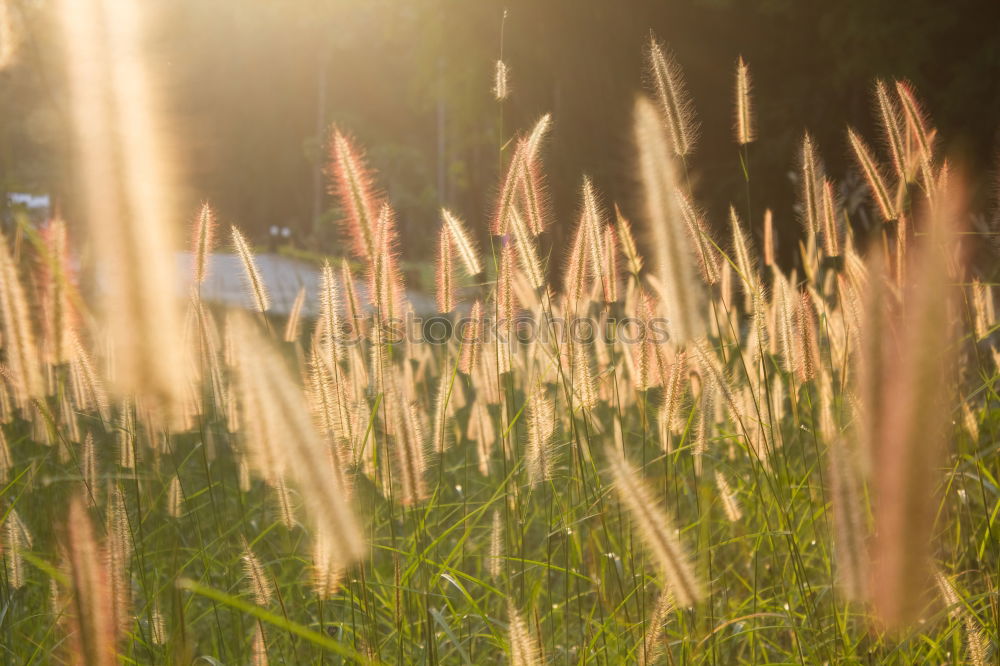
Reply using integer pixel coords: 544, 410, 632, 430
0, 28, 997, 666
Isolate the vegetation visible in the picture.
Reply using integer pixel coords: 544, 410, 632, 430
0, 19, 997, 666
5, 1, 1000, 262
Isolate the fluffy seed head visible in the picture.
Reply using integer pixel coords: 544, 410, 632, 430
963, 616, 988, 666
847, 128, 897, 221
660, 351, 687, 444
441, 208, 482, 276
310, 523, 345, 599
340, 259, 362, 337
571, 340, 598, 410
436, 227, 455, 313
0, 232, 43, 409
800, 133, 821, 235
676, 191, 720, 285
37, 218, 77, 364
230, 314, 366, 573
459, 300, 484, 375
507, 601, 543, 666
167, 475, 184, 518
192, 202, 216, 285
603, 224, 619, 303
729, 206, 759, 312
369, 204, 406, 324
563, 222, 588, 310
640, 589, 675, 666
646, 35, 698, 156
820, 179, 841, 257
894, 80, 933, 163
231, 226, 270, 313
470, 399, 497, 473
105, 485, 132, 638
284, 287, 306, 342
616, 206, 644, 275
241, 537, 273, 606
775, 275, 798, 375
827, 436, 867, 601
762, 209, 775, 266
494, 59, 509, 101
519, 114, 553, 236
510, 208, 545, 290
488, 509, 504, 580
795, 291, 820, 383
431, 371, 453, 453
714, 471, 742, 522
150, 604, 166, 646
580, 177, 609, 300
525, 385, 556, 486
734, 56, 755, 145
493, 144, 525, 236
875, 79, 907, 183
57, 0, 187, 412
318, 261, 345, 364
389, 395, 428, 506
4, 507, 28, 588
252, 624, 269, 666
635, 96, 704, 342
894, 80, 938, 198
329, 130, 380, 262
863, 195, 961, 627
606, 447, 703, 606
498, 244, 517, 325
64, 496, 118, 666
489, 114, 555, 237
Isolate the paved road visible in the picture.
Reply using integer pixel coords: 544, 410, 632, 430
176, 252, 434, 316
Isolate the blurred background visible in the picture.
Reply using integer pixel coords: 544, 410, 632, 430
2, 0, 999, 272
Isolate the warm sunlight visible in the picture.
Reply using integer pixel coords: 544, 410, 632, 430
58, 0, 185, 407
0, 1, 996, 663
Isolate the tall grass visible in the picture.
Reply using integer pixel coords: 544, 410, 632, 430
0, 28, 997, 666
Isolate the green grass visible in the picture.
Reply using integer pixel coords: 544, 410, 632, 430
1, 27, 998, 666
0, 319, 996, 664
